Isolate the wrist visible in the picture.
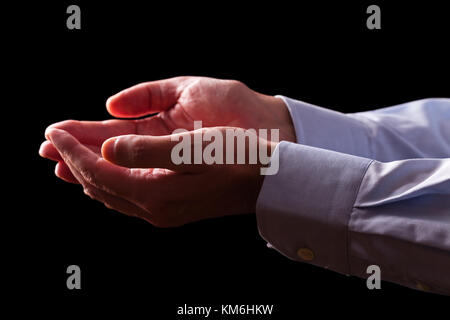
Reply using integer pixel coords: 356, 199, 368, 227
260, 94, 297, 143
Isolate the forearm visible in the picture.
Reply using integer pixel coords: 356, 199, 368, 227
257, 141, 450, 295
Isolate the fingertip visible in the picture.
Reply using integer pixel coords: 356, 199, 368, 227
44, 127, 58, 141
105, 95, 116, 115
39, 140, 49, 157
105, 86, 150, 118
45, 127, 66, 143
44, 127, 53, 141
55, 162, 79, 184
44, 121, 68, 139
106, 92, 132, 117
101, 137, 117, 163
54, 162, 63, 178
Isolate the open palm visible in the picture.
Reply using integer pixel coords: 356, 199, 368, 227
39, 76, 295, 226
40, 76, 294, 183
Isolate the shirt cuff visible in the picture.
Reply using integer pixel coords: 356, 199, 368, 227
256, 141, 373, 275
276, 95, 372, 158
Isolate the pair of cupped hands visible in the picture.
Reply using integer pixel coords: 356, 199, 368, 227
40, 77, 296, 227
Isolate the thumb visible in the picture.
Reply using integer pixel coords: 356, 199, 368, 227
101, 133, 199, 171
106, 77, 190, 118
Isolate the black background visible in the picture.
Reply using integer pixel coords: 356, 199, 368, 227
16, 0, 450, 317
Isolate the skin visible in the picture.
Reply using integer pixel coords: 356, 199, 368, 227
39, 76, 296, 227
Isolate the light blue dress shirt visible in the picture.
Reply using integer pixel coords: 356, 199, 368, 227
256, 97, 450, 295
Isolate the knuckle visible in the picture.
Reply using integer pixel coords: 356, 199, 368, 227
228, 79, 243, 88
227, 79, 246, 92
83, 186, 96, 199
79, 162, 104, 188
103, 202, 114, 210
224, 80, 248, 104
79, 167, 97, 185
129, 138, 147, 164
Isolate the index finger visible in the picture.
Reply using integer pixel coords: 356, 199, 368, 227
47, 116, 172, 147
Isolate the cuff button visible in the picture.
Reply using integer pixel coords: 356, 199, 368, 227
297, 248, 314, 261
416, 282, 430, 292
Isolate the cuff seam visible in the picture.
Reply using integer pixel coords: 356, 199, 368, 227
345, 159, 375, 275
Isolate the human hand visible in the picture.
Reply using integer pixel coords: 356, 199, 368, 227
104, 76, 295, 142
40, 76, 295, 183
39, 76, 295, 226
44, 126, 277, 227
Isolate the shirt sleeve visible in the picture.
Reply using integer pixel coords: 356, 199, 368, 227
277, 96, 450, 161
256, 142, 450, 295
256, 98, 450, 295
